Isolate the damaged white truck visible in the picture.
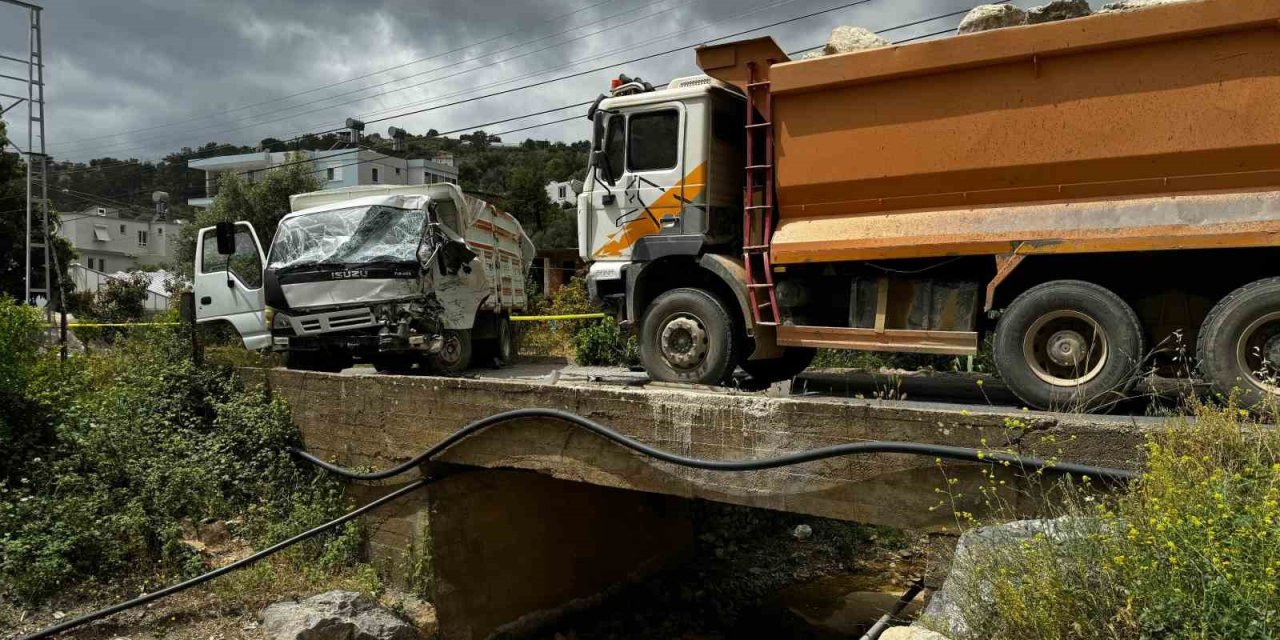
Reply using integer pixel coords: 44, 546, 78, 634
193, 184, 535, 374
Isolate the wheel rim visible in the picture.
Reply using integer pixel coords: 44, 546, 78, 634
438, 334, 463, 366
1021, 309, 1109, 387
659, 313, 709, 370
1234, 310, 1280, 395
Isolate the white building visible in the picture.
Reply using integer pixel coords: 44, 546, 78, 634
187, 149, 459, 208
545, 179, 583, 208
56, 206, 183, 274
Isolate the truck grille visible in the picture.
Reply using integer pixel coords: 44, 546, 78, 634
292, 309, 377, 335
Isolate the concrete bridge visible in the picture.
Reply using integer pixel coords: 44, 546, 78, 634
252, 368, 1153, 640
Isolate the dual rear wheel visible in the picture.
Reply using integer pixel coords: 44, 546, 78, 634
994, 277, 1280, 411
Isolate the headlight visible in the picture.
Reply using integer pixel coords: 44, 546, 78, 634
269, 308, 292, 330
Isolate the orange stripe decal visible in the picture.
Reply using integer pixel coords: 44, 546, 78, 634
593, 162, 707, 258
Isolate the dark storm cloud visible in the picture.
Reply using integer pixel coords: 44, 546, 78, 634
0, 0, 1078, 162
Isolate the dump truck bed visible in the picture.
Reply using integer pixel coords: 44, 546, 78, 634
698, 0, 1280, 263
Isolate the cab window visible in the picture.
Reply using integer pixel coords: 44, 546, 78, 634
627, 110, 679, 172
201, 227, 263, 288
602, 115, 626, 183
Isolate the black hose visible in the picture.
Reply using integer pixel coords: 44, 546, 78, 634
288, 407, 1138, 483
859, 580, 925, 640
17, 479, 430, 640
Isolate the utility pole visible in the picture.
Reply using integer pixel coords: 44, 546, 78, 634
1, 0, 48, 317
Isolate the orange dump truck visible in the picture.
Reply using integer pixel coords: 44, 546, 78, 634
576, 0, 1280, 409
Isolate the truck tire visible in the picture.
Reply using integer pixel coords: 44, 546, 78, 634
284, 350, 349, 374
639, 288, 738, 385
740, 347, 817, 384
1196, 277, 1280, 409
475, 316, 514, 367
426, 329, 472, 375
993, 280, 1144, 411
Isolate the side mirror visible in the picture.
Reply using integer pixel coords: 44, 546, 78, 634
215, 222, 237, 255
592, 149, 617, 187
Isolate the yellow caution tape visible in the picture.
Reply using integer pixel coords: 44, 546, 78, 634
508, 313, 607, 322
60, 322, 181, 328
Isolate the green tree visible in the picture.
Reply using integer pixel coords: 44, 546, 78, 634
174, 155, 319, 276
1, 119, 76, 304
0, 120, 28, 298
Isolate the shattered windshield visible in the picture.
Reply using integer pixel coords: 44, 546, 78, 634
268, 205, 426, 270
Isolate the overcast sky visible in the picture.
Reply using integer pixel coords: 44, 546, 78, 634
0, 0, 1099, 163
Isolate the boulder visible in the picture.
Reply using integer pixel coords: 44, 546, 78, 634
956, 4, 1029, 34
262, 591, 418, 640
918, 518, 1080, 638
881, 627, 951, 640
1028, 0, 1092, 24
822, 25, 889, 55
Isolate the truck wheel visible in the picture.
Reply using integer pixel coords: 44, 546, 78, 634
993, 280, 1144, 411
372, 354, 420, 375
426, 329, 472, 375
740, 347, 817, 384
475, 316, 514, 367
639, 288, 737, 385
1197, 277, 1280, 409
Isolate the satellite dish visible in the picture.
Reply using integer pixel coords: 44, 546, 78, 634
152, 191, 170, 203
345, 118, 366, 132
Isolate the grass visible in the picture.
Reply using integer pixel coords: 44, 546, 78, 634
928, 399, 1280, 640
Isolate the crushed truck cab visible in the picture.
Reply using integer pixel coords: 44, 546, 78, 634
195, 183, 534, 374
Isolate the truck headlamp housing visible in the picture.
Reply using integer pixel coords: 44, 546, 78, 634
269, 308, 292, 331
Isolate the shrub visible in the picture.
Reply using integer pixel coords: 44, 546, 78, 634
935, 402, 1280, 639
0, 324, 358, 603
571, 316, 638, 367
519, 275, 599, 358
0, 296, 43, 395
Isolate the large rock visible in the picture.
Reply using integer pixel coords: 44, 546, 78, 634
261, 591, 418, 640
1100, 0, 1197, 12
918, 518, 1080, 638
956, 4, 1029, 34
881, 627, 951, 640
822, 25, 889, 55
1028, 0, 1092, 24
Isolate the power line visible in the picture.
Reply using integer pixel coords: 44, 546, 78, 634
56, 0, 810, 162
50, 0, 685, 156
42, 3, 972, 209
127, 0, 878, 159
47, 0, 626, 148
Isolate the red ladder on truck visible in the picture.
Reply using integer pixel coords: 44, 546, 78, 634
743, 60, 779, 326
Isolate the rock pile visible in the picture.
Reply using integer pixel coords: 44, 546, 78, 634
801, 25, 888, 59
956, 4, 1028, 34
1028, 0, 1092, 23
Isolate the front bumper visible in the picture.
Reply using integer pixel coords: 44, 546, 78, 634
270, 304, 431, 355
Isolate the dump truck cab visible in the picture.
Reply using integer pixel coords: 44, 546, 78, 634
195, 183, 534, 374
579, 73, 803, 384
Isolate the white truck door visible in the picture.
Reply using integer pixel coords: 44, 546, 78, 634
194, 221, 269, 350
586, 104, 686, 260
